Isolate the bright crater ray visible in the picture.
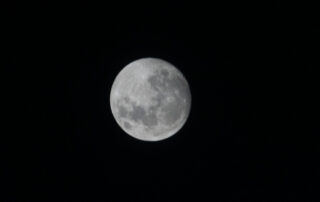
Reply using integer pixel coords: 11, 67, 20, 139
110, 58, 191, 141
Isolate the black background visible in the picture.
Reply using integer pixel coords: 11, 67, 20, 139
3, 1, 319, 201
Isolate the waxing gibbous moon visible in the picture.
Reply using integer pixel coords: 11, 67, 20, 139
110, 58, 191, 141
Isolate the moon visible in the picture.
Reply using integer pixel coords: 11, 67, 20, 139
110, 58, 191, 141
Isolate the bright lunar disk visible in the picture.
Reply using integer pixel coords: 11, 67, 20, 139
110, 58, 191, 141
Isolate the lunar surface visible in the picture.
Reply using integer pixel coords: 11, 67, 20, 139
110, 58, 191, 141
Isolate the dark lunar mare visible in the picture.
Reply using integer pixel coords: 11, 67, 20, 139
123, 121, 132, 130
117, 96, 159, 129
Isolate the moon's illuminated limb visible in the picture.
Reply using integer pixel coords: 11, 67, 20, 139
110, 58, 191, 141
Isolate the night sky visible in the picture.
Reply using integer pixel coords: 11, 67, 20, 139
3, 2, 319, 201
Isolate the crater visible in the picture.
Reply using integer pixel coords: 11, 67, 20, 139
123, 96, 132, 104
161, 94, 185, 125
123, 121, 132, 130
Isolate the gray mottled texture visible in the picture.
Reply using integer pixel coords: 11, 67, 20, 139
110, 58, 191, 141
123, 121, 132, 130
117, 97, 159, 128
147, 69, 189, 125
